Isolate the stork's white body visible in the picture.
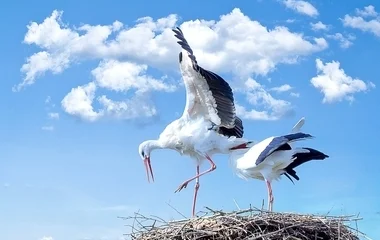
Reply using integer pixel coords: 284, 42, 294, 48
227, 119, 329, 212
230, 136, 299, 183
230, 117, 306, 183
138, 27, 249, 217
157, 116, 247, 162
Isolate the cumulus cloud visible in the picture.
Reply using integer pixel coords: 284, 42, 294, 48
60, 60, 175, 121
60, 60, 171, 121
290, 92, 300, 97
342, 5, 380, 38
61, 85, 158, 122
355, 5, 378, 18
310, 59, 375, 103
236, 78, 294, 120
310, 21, 329, 31
14, 51, 70, 91
61, 82, 101, 121
18, 8, 327, 88
18, 8, 329, 121
326, 33, 355, 49
15, 10, 178, 92
92, 60, 176, 93
97, 95, 158, 120
270, 84, 293, 93
286, 19, 296, 23
282, 0, 319, 17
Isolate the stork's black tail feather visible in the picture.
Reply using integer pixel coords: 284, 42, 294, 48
283, 147, 329, 183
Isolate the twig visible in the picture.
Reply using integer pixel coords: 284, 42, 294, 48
166, 202, 188, 219
233, 198, 241, 210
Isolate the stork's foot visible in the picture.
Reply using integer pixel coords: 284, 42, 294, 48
174, 156, 216, 194
174, 181, 190, 193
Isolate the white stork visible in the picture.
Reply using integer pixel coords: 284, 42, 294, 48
138, 27, 251, 217
229, 118, 329, 212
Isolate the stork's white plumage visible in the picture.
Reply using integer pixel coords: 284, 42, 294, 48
291, 117, 305, 133
229, 118, 329, 212
138, 27, 250, 217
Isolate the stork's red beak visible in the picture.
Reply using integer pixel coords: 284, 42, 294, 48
144, 156, 154, 183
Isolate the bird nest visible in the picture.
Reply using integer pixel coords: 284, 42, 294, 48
120, 207, 368, 240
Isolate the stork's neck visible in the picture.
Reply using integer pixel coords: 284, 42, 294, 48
146, 139, 166, 151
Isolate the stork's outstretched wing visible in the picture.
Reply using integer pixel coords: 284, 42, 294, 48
172, 27, 238, 130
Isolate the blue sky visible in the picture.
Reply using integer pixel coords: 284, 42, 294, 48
1, 0, 380, 239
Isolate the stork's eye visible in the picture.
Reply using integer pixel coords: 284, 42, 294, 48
141, 150, 145, 157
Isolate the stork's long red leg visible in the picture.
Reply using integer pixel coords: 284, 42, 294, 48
192, 165, 200, 217
265, 180, 274, 212
174, 155, 216, 193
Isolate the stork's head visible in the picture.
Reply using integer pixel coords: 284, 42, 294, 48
138, 140, 156, 183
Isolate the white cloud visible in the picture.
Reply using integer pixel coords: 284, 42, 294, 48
326, 33, 355, 49
356, 5, 378, 18
42, 126, 54, 131
92, 60, 176, 93
15, 9, 179, 92
310, 59, 375, 103
310, 21, 329, 31
61, 82, 102, 121
286, 19, 296, 23
270, 84, 292, 92
15, 51, 70, 92
60, 82, 161, 122
97, 95, 157, 120
236, 78, 294, 120
282, 0, 319, 17
18, 8, 327, 88
342, 6, 380, 38
3, 183, 10, 188
19, 8, 329, 121
290, 92, 300, 97
60, 60, 175, 121
48, 112, 59, 120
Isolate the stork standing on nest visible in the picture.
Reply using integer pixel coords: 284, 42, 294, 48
229, 117, 329, 212
138, 27, 251, 217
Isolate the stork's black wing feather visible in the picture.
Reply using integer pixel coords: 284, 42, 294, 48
172, 27, 237, 128
172, 27, 197, 63
198, 67, 236, 128
218, 116, 244, 138
255, 132, 313, 166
